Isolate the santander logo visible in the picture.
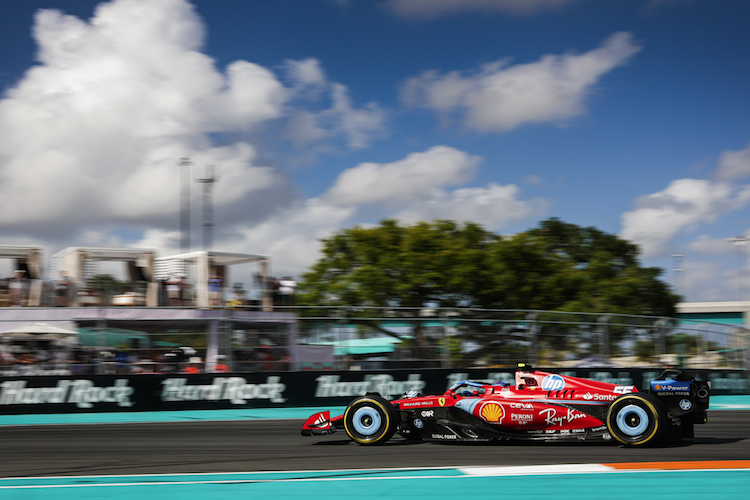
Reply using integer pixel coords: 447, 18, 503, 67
581, 392, 617, 402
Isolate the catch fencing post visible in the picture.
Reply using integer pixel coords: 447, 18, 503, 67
598, 314, 611, 359
654, 318, 669, 363
442, 308, 452, 369
526, 311, 539, 365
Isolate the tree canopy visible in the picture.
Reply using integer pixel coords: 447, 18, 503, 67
297, 218, 679, 317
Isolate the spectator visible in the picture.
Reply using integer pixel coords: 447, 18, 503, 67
208, 274, 222, 306
230, 282, 246, 305
250, 273, 264, 308
9, 270, 25, 306
56, 274, 71, 307
35, 347, 49, 366
133, 360, 156, 374
0, 348, 15, 365
268, 277, 280, 306
161, 352, 178, 373
17, 352, 36, 364
180, 357, 202, 374
259, 345, 274, 371
166, 275, 181, 306
177, 274, 190, 306
158, 278, 170, 306
278, 276, 297, 306
0, 277, 9, 307
114, 350, 129, 374
214, 355, 230, 373
52, 347, 69, 369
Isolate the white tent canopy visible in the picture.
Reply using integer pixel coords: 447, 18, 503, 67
0, 322, 79, 340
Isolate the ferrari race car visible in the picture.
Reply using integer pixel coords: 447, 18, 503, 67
302, 365, 710, 447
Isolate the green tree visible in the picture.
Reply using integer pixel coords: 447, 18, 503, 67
494, 218, 678, 316
297, 218, 679, 362
298, 219, 501, 309
297, 219, 500, 356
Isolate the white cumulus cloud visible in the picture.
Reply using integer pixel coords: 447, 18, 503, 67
687, 235, 739, 255
715, 143, 750, 182
0, 0, 548, 279
395, 183, 550, 229
620, 179, 750, 258
0, 0, 387, 262
401, 32, 641, 133
325, 145, 548, 232
283, 61, 386, 151
324, 146, 480, 206
283, 58, 328, 91
0, 0, 290, 235
232, 199, 357, 277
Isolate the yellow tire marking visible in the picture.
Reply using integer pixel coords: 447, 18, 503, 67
344, 398, 391, 444
607, 395, 660, 446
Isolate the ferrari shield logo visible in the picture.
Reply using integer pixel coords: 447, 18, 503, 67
438, 398, 446, 407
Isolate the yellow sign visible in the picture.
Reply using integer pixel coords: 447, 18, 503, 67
479, 402, 504, 423
438, 398, 446, 407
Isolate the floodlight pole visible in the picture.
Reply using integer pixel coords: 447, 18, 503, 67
672, 253, 685, 299
726, 236, 750, 302
178, 158, 192, 253
197, 165, 218, 252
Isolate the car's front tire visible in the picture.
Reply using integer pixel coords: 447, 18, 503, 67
605, 393, 666, 446
343, 394, 397, 445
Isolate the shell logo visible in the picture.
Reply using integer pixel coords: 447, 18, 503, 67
479, 401, 504, 424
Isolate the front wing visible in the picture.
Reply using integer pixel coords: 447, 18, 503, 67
301, 411, 344, 436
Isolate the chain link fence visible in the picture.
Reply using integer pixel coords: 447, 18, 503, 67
290, 306, 748, 371
0, 306, 747, 376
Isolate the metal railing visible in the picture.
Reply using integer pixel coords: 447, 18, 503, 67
0, 305, 747, 375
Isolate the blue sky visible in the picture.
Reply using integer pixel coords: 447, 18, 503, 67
1, 0, 749, 302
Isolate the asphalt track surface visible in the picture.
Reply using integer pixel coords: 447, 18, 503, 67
1, 409, 748, 478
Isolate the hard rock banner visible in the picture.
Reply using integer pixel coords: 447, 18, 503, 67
0, 368, 747, 414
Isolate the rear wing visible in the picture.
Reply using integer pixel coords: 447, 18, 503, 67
649, 368, 710, 417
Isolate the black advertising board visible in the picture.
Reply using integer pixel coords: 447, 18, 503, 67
0, 368, 747, 415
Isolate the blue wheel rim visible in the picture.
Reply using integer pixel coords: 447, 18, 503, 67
616, 404, 649, 436
352, 406, 382, 436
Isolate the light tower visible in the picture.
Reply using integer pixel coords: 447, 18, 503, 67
197, 165, 219, 251
672, 253, 685, 299
178, 157, 192, 253
726, 235, 750, 302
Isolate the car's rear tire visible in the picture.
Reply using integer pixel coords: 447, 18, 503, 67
605, 393, 666, 446
343, 394, 397, 445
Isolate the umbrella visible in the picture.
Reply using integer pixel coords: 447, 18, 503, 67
179, 346, 197, 356
0, 322, 80, 340
76, 327, 148, 348
312, 337, 403, 356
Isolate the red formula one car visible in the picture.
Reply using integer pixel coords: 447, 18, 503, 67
302, 364, 710, 447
